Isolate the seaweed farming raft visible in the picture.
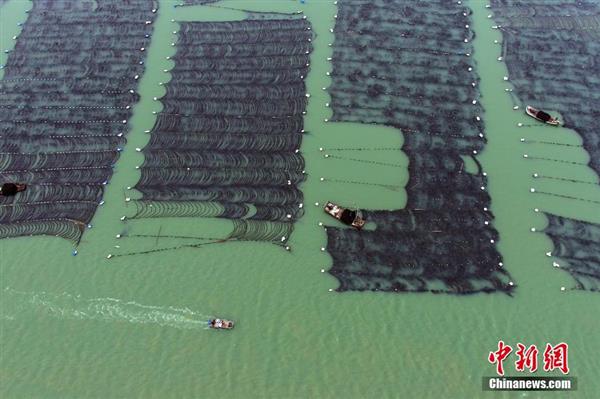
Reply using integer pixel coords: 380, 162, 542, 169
325, 0, 513, 294
132, 18, 312, 245
490, 0, 600, 292
0, 0, 157, 243
543, 214, 600, 292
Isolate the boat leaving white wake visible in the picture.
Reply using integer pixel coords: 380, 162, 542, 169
2, 287, 210, 330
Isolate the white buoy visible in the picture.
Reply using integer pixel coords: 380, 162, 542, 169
125, 197, 131, 202
531, 227, 536, 232
499, 262, 503, 267
120, 216, 126, 221
533, 173, 539, 178
318, 222, 323, 226
530, 188, 535, 193
328, 289, 333, 292
560, 287, 566, 291
321, 247, 325, 251
285, 246, 291, 251
107, 254, 113, 259
509, 281, 514, 286
497, 56, 503, 61
523, 154, 529, 158
534, 208, 539, 212
513, 106, 519, 110
503, 76, 509, 81
320, 177, 325, 181
321, 269, 325, 273
286, 214, 292, 219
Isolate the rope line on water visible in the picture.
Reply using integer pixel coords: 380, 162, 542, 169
325, 154, 407, 168
533, 190, 600, 205
323, 178, 403, 191
536, 174, 598, 185
526, 156, 588, 166
321, 146, 403, 152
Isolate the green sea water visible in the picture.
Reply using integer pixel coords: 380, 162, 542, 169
1, 0, 599, 398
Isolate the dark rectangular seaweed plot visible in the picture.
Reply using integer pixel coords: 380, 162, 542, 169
0, 0, 157, 243
134, 19, 311, 230
490, 0, 600, 179
543, 213, 600, 291
490, 0, 600, 292
325, 0, 513, 295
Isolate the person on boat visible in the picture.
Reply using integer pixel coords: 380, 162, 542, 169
0, 183, 26, 197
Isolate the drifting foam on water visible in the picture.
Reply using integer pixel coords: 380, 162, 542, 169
2, 287, 210, 330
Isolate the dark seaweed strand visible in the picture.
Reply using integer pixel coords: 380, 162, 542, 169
133, 18, 312, 244
490, 0, 600, 292
0, 0, 158, 243
542, 213, 600, 291
324, 0, 513, 295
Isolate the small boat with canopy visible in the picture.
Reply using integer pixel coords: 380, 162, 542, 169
526, 106, 560, 126
324, 201, 366, 230
208, 318, 234, 330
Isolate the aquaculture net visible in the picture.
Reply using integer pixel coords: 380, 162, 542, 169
0, 0, 158, 243
132, 18, 312, 244
490, 0, 600, 180
490, 0, 600, 292
543, 213, 600, 291
325, 0, 513, 295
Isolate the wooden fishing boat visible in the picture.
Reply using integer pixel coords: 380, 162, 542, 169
324, 201, 366, 230
208, 318, 234, 330
526, 106, 560, 126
